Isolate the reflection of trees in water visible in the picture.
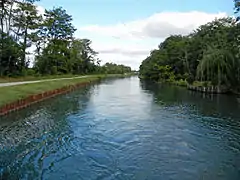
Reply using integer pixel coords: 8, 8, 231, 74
140, 80, 240, 120
140, 80, 240, 158
0, 85, 92, 180
140, 80, 189, 105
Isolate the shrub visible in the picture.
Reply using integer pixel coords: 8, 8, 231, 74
186, 75, 195, 84
26, 69, 36, 76
203, 81, 208, 87
51, 66, 58, 75
177, 79, 187, 86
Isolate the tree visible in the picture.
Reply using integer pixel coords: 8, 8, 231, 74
12, 1, 42, 71
69, 38, 98, 74
0, 0, 41, 76
197, 45, 233, 87
139, 17, 239, 91
0, 33, 22, 76
78, 39, 98, 74
234, 0, 240, 19
41, 7, 76, 41
1, 1, 131, 77
102, 63, 131, 74
34, 7, 76, 74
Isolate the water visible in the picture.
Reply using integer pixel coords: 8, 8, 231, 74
0, 76, 240, 180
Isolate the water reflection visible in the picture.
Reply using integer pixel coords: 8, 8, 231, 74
140, 80, 240, 119
140, 80, 240, 179
0, 77, 240, 180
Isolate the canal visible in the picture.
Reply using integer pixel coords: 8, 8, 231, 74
0, 76, 240, 179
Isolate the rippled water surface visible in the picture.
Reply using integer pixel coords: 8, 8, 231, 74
0, 77, 240, 180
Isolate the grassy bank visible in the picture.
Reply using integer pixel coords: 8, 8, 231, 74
0, 74, 135, 107
0, 74, 83, 83
168, 79, 188, 87
155, 79, 188, 87
0, 73, 136, 83
0, 75, 100, 107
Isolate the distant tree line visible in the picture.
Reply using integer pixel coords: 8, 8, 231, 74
0, 0, 131, 77
139, 7, 240, 92
100, 63, 132, 74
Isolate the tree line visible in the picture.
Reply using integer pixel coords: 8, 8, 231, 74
0, 0, 131, 77
139, 2, 240, 92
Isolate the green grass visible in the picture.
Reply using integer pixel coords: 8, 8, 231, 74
0, 74, 81, 83
159, 79, 188, 87
0, 74, 135, 107
0, 73, 136, 83
0, 75, 105, 107
192, 81, 212, 87
173, 79, 188, 87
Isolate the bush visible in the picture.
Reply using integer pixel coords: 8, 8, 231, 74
193, 81, 203, 87
175, 74, 182, 81
177, 79, 187, 86
183, 73, 189, 80
193, 81, 211, 87
212, 77, 218, 86
186, 75, 195, 84
19, 68, 27, 77
203, 81, 208, 87
51, 66, 58, 75
26, 69, 36, 76
34, 73, 41, 77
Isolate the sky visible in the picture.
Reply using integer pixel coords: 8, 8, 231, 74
37, 0, 234, 70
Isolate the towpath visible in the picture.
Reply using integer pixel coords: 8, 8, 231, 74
0, 76, 90, 87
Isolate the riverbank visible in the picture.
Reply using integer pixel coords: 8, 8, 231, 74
0, 74, 81, 83
140, 76, 240, 95
187, 85, 229, 94
0, 74, 133, 116
169, 81, 233, 94
0, 73, 135, 83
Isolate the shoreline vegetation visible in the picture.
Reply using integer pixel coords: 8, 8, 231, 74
139, 73, 239, 95
0, 73, 135, 116
0, 74, 82, 83
0, 73, 137, 83
139, 17, 240, 95
140, 77, 238, 95
139, 1, 240, 96
0, 1, 133, 83
0, 0, 137, 115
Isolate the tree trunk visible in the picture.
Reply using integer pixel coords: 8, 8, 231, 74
184, 49, 190, 74
0, 0, 5, 32
7, 1, 14, 35
0, 0, 5, 76
21, 26, 28, 71
218, 64, 221, 92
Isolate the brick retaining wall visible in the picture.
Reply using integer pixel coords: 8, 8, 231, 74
0, 80, 96, 116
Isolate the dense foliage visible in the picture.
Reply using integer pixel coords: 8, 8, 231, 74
139, 17, 240, 91
100, 63, 132, 74
0, 0, 131, 77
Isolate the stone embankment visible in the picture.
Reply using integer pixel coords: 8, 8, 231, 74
0, 81, 94, 116
187, 85, 228, 94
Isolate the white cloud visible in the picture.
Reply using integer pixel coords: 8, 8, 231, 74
98, 48, 148, 56
95, 52, 147, 70
79, 11, 228, 70
93, 41, 152, 56
87, 39, 156, 70
79, 11, 227, 39
36, 5, 45, 15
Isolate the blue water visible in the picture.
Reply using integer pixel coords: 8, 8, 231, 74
0, 77, 240, 180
